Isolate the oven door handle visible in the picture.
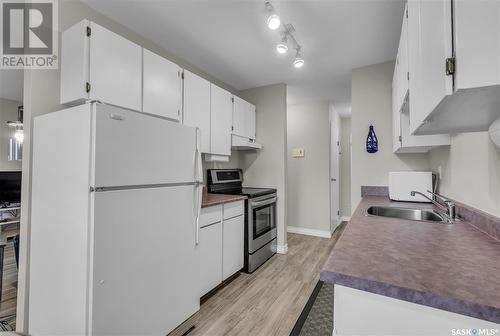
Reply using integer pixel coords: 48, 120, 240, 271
251, 197, 277, 208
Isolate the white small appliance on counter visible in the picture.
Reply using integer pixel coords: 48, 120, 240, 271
389, 171, 433, 203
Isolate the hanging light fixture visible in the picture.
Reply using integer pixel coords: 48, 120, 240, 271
7, 106, 23, 161
276, 33, 288, 54
265, 2, 280, 30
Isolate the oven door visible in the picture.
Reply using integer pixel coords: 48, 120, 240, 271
248, 195, 277, 254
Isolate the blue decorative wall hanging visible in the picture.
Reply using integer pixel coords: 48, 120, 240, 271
366, 124, 378, 153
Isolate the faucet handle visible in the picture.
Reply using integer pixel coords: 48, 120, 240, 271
426, 190, 450, 203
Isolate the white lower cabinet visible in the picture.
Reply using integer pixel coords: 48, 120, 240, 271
199, 222, 223, 297
222, 215, 245, 281
199, 200, 244, 297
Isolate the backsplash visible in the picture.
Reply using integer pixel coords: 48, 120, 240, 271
361, 186, 389, 197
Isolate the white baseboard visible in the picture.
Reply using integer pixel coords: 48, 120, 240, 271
276, 244, 288, 254
340, 216, 351, 222
287, 226, 332, 239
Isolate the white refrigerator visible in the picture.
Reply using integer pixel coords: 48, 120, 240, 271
29, 102, 203, 335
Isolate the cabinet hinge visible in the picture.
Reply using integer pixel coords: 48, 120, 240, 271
445, 57, 456, 76
399, 135, 402, 142
407, 72, 409, 81
406, 9, 408, 18
231, 97, 234, 103
337, 141, 340, 146
181, 71, 184, 80
231, 126, 234, 131
86, 26, 91, 37
86, 82, 91, 93
337, 210, 340, 216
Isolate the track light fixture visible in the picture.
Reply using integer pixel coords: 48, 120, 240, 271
265, 2, 280, 30
265, 2, 304, 69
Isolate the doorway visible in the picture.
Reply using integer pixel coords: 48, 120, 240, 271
330, 107, 341, 233
0, 70, 24, 331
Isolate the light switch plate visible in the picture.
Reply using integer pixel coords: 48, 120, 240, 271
292, 148, 305, 158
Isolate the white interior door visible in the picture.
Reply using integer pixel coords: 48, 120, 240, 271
89, 22, 142, 111
91, 186, 199, 335
93, 104, 197, 187
330, 119, 340, 232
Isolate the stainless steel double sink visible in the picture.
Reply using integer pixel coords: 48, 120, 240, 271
365, 206, 445, 223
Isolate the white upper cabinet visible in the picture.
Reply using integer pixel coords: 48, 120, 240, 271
183, 70, 211, 153
61, 20, 142, 112
210, 84, 233, 156
396, 6, 409, 110
409, 0, 500, 135
392, 67, 402, 153
393, 3, 450, 153
232, 96, 256, 140
407, 0, 453, 135
142, 49, 182, 121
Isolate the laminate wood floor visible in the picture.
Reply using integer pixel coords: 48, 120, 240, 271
190, 224, 346, 336
0, 240, 18, 329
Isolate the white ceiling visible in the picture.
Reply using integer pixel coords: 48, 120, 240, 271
1, 1, 405, 115
84, 0, 404, 116
0, 70, 23, 102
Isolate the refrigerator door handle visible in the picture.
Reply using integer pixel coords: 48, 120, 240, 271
195, 183, 202, 245
195, 128, 203, 183
194, 127, 203, 246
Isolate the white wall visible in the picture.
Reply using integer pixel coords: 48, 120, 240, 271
429, 132, 500, 217
350, 61, 430, 211
287, 101, 330, 233
0, 98, 22, 171
18, 1, 242, 331
238, 83, 288, 250
340, 117, 351, 218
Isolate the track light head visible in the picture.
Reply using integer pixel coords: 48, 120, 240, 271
293, 48, 304, 68
276, 34, 288, 54
265, 2, 280, 30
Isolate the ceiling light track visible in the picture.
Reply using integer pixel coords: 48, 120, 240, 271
265, 2, 305, 69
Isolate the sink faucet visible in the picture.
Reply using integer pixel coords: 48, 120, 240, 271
410, 190, 457, 223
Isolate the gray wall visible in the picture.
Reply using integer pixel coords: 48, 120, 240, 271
350, 61, 430, 211
429, 132, 500, 217
18, 1, 243, 330
0, 98, 22, 171
287, 101, 330, 232
238, 83, 288, 249
340, 117, 351, 217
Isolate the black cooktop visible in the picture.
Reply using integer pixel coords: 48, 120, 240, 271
211, 187, 276, 198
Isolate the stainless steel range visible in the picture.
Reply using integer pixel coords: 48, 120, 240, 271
207, 169, 277, 273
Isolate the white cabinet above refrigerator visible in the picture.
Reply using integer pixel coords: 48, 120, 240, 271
142, 48, 182, 121
60, 20, 142, 112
